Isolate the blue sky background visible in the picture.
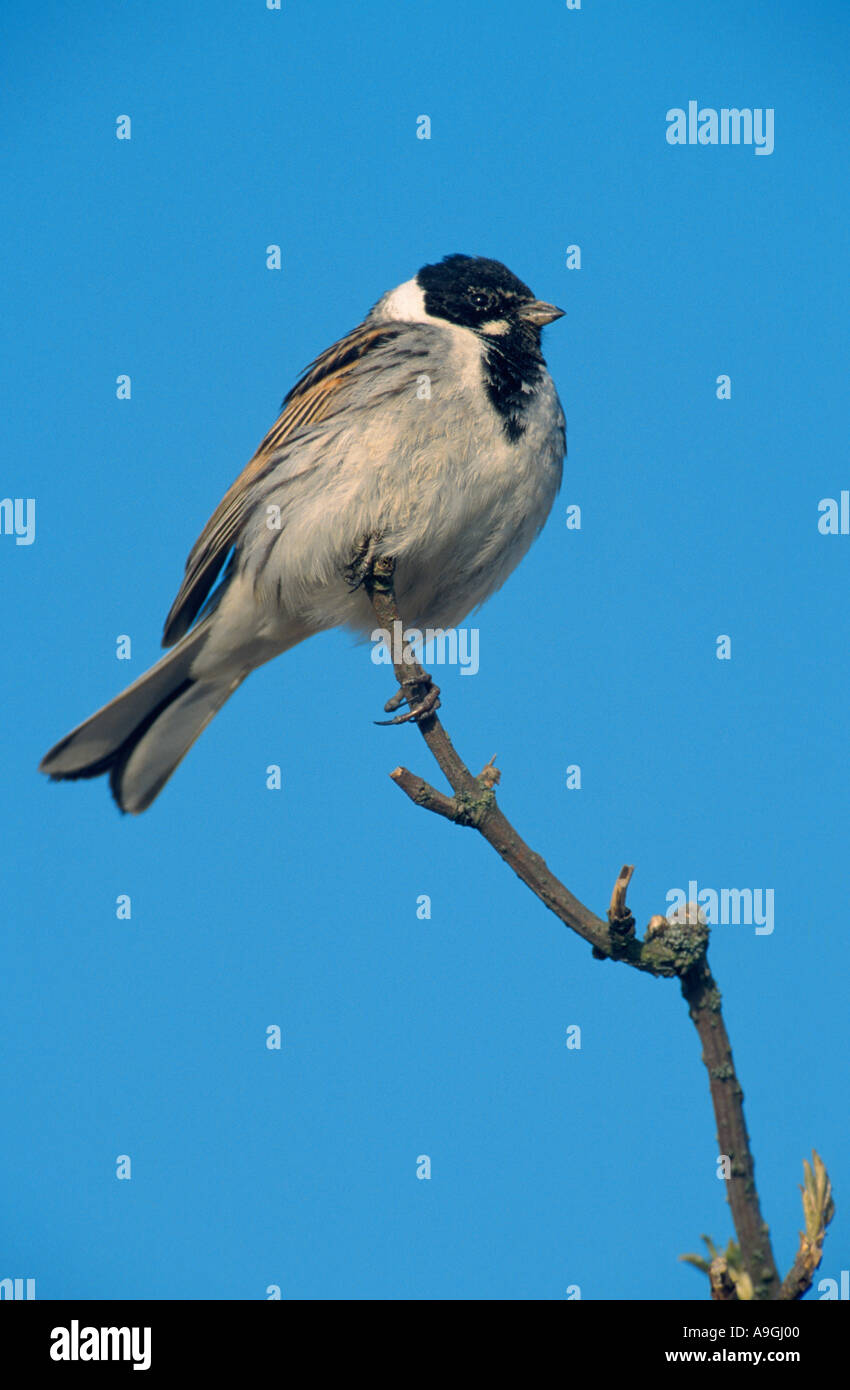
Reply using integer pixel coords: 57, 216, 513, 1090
2, 0, 848, 1300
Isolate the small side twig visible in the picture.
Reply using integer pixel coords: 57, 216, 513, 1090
608, 863, 635, 924
709, 1256, 739, 1302
779, 1152, 835, 1300
606, 863, 636, 952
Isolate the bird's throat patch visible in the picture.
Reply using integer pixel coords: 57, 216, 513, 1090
480, 331, 544, 442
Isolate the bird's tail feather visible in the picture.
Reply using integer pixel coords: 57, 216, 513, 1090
39, 620, 244, 813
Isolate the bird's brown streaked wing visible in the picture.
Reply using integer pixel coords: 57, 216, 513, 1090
161, 320, 404, 646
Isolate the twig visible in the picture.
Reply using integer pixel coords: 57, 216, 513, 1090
608, 864, 635, 923
607, 863, 636, 948
364, 554, 785, 1298
778, 1152, 835, 1300
709, 1257, 738, 1301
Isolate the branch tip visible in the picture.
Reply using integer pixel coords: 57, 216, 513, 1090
779, 1150, 834, 1300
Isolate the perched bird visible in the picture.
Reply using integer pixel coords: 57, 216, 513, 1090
40, 254, 566, 812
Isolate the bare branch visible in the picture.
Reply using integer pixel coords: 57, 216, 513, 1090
680, 960, 778, 1299
365, 555, 784, 1298
388, 766, 462, 823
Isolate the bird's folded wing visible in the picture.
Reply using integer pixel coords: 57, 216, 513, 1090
161, 320, 406, 646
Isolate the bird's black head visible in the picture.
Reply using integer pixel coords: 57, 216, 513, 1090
415, 254, 564, 443
415, 254, 563, 336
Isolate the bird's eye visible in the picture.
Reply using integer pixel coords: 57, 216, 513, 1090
470, 291, 489, 309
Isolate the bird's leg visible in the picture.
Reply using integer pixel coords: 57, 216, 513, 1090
353, 544, 442, 726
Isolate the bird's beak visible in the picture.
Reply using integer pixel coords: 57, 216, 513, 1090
519, 299, 566, 327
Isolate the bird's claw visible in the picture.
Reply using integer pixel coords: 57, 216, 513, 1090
344, 535, 381, 593
376, 677, 441, 726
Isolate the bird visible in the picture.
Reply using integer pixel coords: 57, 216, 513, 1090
39, 254, 566, 813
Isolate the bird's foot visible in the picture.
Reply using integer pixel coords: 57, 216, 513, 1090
376, 676, 441, 726
344, 536, 382, 593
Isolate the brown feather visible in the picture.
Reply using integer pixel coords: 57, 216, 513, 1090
161, 321, 401, 646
